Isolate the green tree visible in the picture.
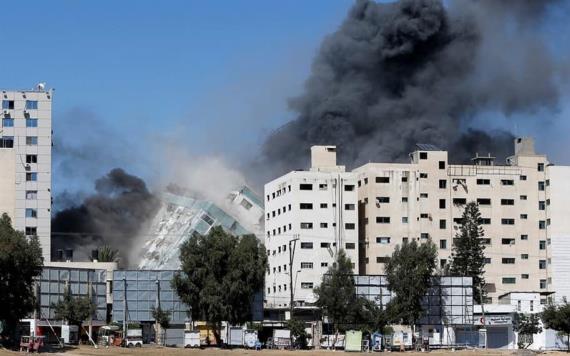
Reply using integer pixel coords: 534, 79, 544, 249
173, 227, 267, 342
315, 250, 359, 333
286, 318, 308, 349
513, 313, 542, 349
449, 202, 487, 304
542, 298, 570, 352
94, 245, 119, 263
52, 288, 96, 328
151, 306, 171, 346
385, 239, 437, 330
0, 213, 43, 344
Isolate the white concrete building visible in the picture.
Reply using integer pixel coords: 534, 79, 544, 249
0, 86, 52, 261
264, 146, 358, 308
353, 138, 568, 303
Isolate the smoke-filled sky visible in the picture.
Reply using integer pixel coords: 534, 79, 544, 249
2, 0, 570, 198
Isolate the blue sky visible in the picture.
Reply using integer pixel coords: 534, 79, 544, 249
2, 0, 570, 197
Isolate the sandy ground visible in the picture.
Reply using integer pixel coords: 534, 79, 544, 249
1, 345, 567, 356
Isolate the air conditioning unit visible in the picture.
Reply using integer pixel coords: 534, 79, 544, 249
2, 109, 9, 115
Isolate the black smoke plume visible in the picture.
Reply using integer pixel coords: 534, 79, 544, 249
259, 0, 565, 176
51, 168, 160, 267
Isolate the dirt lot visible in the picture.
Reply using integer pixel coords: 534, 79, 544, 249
1, 345, 566, 356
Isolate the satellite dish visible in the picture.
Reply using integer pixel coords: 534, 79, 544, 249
36, 82, 46, 91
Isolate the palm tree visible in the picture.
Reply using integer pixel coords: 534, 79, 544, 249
95, 245, 120, 263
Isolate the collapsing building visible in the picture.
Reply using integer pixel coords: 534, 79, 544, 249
138, 186, 264, 270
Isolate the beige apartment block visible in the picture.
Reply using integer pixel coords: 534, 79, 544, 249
354, 138, 555, 303
0, 86, 52, 261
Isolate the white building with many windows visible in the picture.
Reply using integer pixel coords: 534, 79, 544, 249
0, 85, 52, 261
264, 146, 358, 308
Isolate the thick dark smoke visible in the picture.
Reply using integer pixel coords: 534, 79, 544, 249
260, 0, 565, 175
51, 168, 160, 267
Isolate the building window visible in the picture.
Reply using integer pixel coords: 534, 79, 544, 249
2, 118, 14, 127
502, 238, 515, 245
2, 100, 14, 109
300, 203, 313, 210
539, 201, 546, 210
481, 238, 491, 245
376, 217, 390, 224
484, 258, 491, 264
539, 240, 546, 250
439, 199, 446, 209
538, 163, 544, 172
502, 277, 516, 284
501, 179, 514, 186
539, 260, 546, 269
344, 204, 355, 210
521, 274, 529, 279
440, 259, 447, 268
440, 239, 447, 249
376, 237, 391, 244
439, 161, 445, 169
402, 237, 409, 244
539, 220, 546, 230
376, 177, 390, 183
401, 176, 408, 182
401, 197, 408, 203
300, 222, 313, 229
364, 178, 368, 184
477, 198, 491, 205
26, 118, 38, 127
25, 227, 37, 236
344, 223, 355, 230
502, 258, 515, 264
299, 184, 312, 191
520, 214, 528, 219
300, 262, 313, 269
26, 172, 38, 181
376, 257, 390, 264
25, 100, 38, 109
538, 181, 545, 191
300, 242, 313, 249
376, 197, 390, 203
521, 254, 528, 260
0, 136, 14, 148
520, 175, 527, 181
439, 179, 447, 189
419, 152, 428, 159
500, 199, 514, 205
439, 219, 446, 229
420, 233, 429, 239
420, 173, 428, 179
321, 262, 328, 267
521, 234, 528, 240
520, 195, 527, 200
420, 193, 428, 198
420, 213, 429, 219
345, 243, 355, 249
320, 203, 328, 208
320, 243, 330, 248
402, 217, 408, 223
344, 185, 355, 191
501, 218, 515, 225
301, 282, 314, 289
26, 190, 37, 200
26, 155, 37, 164
540, 279, 547, 289
25, 208, 37, 218
479, 218, 491, 225
477, 179, 490, 185
320, 223, 328, 228
319, 183, 327, 190
453, 198, 466, 205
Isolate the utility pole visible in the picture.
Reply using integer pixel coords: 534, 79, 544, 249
289, 235, 299, 318
479, 286, 487, 349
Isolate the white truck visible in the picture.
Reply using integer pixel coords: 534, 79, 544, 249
124, 328, 143, 348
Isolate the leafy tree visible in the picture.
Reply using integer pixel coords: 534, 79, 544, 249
287, 318, 308, 349
542, 298, 570, 352
513, 313, 542, 349
151, 306, 171, 346
94, 245, 119, 263
449, 202, 487, 304
173, 227, 267, 342
52, 289, 96, 328
385, 239, 437, 330
0, 213, 43, 344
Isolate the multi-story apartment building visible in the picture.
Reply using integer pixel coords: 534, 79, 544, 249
354, 137, 563, 303
264, 146, 358, 308
0, 85, 52, 261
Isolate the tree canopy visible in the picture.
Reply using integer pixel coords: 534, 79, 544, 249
52, 288, 96, 327
513, 313, 542, 349
449, 201, 487, 304
173, 227, 267, 340
385, 239, 437, 327
0, 213, 43, 342
542, 298, 570, 351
